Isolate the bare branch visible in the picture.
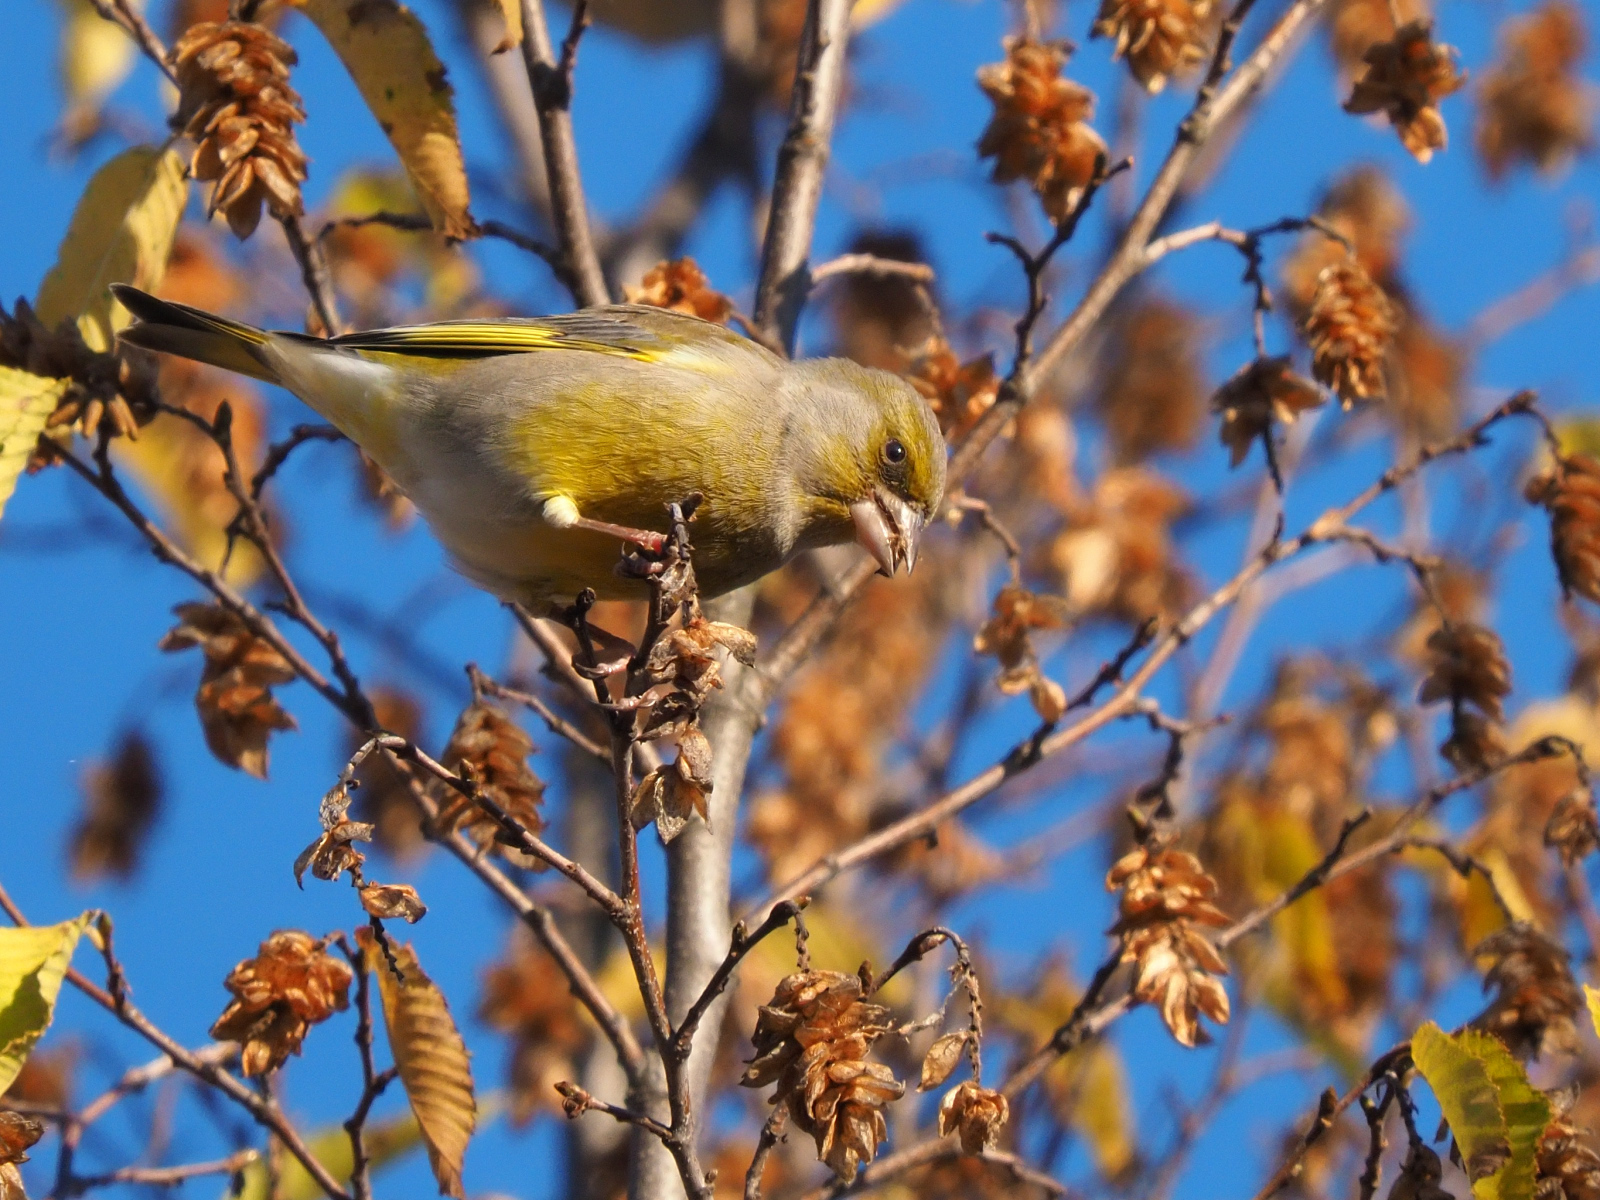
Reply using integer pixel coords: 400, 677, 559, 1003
0, 884, 352, 1200
67, 1149, 260, 1194
751, 0, 856, 350
517, 0, 608, 306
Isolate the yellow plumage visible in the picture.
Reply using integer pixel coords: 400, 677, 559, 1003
111, 285, 947, 605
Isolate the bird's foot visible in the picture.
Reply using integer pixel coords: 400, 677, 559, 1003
615, 494, 703, 583
568, 515, 668, 555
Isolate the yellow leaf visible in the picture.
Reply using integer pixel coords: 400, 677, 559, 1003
1458, 1029, 1552, 1200
488, 0, 522, 52
358, 928, 475, 1198
110, 392, 266, 586
0, 368, 71, 523
0, 913, 95, 1095
1412, 1022, 1551, 1200
1457, 848, 1537, 950
1260, 811, 1347, 1011
56, 0, 139, 129
234, 1110, 422, 1200
293, 0, 474, 239
35, 146, 188, 352
1073, 1042, 1135, 1179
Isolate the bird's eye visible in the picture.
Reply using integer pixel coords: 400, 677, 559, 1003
884, 438, 907, 465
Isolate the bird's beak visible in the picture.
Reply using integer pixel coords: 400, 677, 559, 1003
850, 489, 925, 578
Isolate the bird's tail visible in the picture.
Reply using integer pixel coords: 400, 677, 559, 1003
111, 284, 284, 385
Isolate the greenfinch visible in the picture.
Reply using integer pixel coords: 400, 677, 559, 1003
111, 285, 946, 604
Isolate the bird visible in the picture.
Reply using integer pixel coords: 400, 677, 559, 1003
111, 284, 947, 606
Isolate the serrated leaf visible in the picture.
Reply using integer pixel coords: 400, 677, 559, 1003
35, 146, 188, 352
0, 913, 95, 1095
1412, 1021, 1551, 1200
1456, 1028, 1552, 1200
918, 1032, 968, 1091
0, 368, 70, 522
357, 928, 475, 1197
292, 0, 474, 239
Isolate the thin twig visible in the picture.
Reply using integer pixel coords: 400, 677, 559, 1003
279, 214, 343, 335
86, 0, 176, 85
672, 900, 807, 1057
66, 1149, 260, 1194
517, 0, 607, 306
744, 391, 1545, 923
468, 664, 610, 763
744, 1106, 789, 1200
0, 885, 352, 1200
751, 0, 856, 350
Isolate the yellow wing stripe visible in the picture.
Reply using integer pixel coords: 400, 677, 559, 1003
334, 324, 660, 361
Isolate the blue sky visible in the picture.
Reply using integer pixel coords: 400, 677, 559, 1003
3, 0, 1600, 1196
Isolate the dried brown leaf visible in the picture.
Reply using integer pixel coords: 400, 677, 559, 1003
358, 927, 476, 1197
359, 882, 428, 924
296, 0, 474, 239
918, 1031, 969, 1091
69, 732, 162, 884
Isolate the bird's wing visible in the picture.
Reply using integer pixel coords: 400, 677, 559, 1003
329, 304, 764, 363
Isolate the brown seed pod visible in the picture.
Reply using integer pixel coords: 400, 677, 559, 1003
172, 21, 308, 239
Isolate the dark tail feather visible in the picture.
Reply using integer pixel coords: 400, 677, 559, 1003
111, 284, 281, 385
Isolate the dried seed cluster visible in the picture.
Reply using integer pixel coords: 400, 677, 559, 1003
629, 618, 757, 842
1107, 843, 1231, 1047
1210, 356, 1326, 469
1476, 1, 1595, 180
172, 21, 307, 239
937, 1080, 1010, 1155
479, 934, 590, 1124
1343, 19, 1467, 162
974, 584, 1074, 722
1097, 299, 1206, 463
1474, 923, 1582, 1059
69, 732, 162, 884
1546, 787, 1600, 867
977, 37, 1108, 223
1418, 621, 1512, 770
1302, 260, 1397, 405
1092, 0, 1214, 94
209, 931, 352, 1076
1044, 466, 1194, 625
1527, 453, 1600, 606
436, 701, 547, 868
1324, 0, 1430, 78
159, 602, 298, 780
623, 258, 734, 325
741, 970, 904, 1181
1, 300, 159, 453
906, 339, 1000, 442
1537, 1114, 1600, 1200
0, 1113, 42, 1167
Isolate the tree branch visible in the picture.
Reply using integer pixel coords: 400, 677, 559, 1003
517, 0, 608, 306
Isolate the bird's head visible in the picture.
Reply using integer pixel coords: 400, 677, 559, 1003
785, 358, 948, 576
